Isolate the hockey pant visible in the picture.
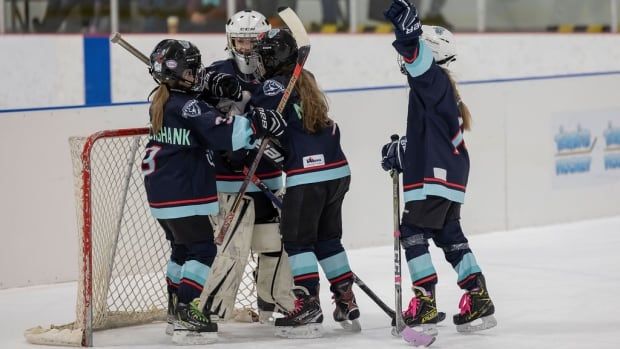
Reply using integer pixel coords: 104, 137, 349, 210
199, 193, 294, 320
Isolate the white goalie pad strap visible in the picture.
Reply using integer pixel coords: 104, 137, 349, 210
251, 223, 282, 253
256, 251, 295, 312
199, 194, 255, 320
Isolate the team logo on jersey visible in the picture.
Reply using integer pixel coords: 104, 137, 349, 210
182, 99, 202, 118
263, 79, 285, 96
303, 154, 325, 168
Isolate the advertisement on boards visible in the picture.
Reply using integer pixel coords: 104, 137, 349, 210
552, 109, 620, 188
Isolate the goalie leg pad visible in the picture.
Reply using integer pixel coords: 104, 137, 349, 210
253, 223, 295, 312
199, 194, 255, 320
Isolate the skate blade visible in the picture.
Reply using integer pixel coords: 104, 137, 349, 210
401, 326, 436, 347
172, 330, 218, 345
337, 319, 361, 332
456, 315, 497, 333
259, 311, 276, 326
275, 323, 324, 339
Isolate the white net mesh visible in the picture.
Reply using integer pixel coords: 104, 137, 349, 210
25, 129, 258, 346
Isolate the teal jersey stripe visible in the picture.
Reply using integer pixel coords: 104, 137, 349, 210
455, 253, 482, 282
404, 41, 434, 78
319, 252, 352, 280
150, 202, 219, 219
423, 183, 465, 203
286, 165, 351, 188
404, 187, 427, 202
404, 184, 465, 204
407, 253, 437, 282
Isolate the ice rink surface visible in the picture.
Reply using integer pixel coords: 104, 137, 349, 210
2, 216, 619, 349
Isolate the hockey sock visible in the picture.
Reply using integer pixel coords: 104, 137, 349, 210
288, 251, 320, 296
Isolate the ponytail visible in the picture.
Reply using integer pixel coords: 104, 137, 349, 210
443, 68, 472, 131
149, 83, 170, 135
294, 69, 331, 134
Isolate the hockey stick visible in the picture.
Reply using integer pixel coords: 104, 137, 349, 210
214, 7, 311, 245
389, 134, 436, 347
245, 175, 404, 323
110, 32, 149, 65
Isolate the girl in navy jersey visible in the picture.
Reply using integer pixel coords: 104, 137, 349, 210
381, 0, 497, 335
143, 38, 286, 344
252, 29, 361, 338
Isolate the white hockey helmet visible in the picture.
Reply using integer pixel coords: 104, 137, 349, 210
421, 25, 457, 68
226, 10, 271, 75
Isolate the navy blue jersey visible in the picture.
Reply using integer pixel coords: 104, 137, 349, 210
252, 74, 350, 188
142, 89, 254, 219
205, 59, 284, 193
401, 39, 469, 204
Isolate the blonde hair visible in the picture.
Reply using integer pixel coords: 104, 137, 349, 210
293, 69, 331, 134
443, 68, 472, 131
149, 83, 170, 135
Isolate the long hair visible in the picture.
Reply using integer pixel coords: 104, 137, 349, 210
293, 69, 331, 133
149, 83, 170, 135
443, 68, 472, 131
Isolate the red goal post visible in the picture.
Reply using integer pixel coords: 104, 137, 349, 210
24, 128, 257, 347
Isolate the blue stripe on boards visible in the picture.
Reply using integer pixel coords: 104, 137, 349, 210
2, 70, 620, 113
83, 36, 111, 106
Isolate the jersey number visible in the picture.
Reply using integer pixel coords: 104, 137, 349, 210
142, 145, 162, 176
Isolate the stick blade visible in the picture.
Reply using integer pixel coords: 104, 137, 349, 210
278, 7, 310, 48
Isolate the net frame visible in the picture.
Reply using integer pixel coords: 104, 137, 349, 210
24, 128, 258, 347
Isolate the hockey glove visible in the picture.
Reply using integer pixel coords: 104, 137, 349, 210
249, 107, 287, 140
381, 136, 407, 173
384, 0, 422, 61
198, 69, 243, 101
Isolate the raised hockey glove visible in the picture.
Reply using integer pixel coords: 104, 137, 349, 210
381, 136, 407, 173
384, 0, 422, 61
198, 69, 243, 101
249, 107, 287, 140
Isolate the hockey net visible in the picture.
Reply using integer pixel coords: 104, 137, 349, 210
24, 128, 257, 347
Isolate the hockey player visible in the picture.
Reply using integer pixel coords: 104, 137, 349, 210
381, 0, 497, 335
197, 10, 296, 322
252, 29, 361, 339
143, 38, 287, 345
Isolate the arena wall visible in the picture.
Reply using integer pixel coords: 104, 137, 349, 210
1, 34, 619, 288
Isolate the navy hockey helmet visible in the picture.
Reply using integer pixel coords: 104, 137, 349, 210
149, 39, 202, 88
255, 29, 298, 79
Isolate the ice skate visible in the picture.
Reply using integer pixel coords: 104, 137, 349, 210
453, 275, 497, 333
172, 299, 218, 345
331, 278, 361, 332
274, 286, 324, 339
257, 296, 277, 325
403, 286, 439, 336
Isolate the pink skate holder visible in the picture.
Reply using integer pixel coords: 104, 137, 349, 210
401, 327, 436, 347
